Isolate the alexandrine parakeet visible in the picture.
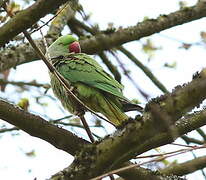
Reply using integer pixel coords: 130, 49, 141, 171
47, 35, 142, 126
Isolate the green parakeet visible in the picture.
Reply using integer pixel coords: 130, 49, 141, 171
47, 35, 142, 126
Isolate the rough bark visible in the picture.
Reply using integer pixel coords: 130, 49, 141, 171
0, 98, 88, 155
161, 156, 206, 176
0, 0, 72, 47
1, 2, 206, 72
49, 69, 206, 179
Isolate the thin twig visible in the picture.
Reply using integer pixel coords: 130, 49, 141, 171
31, 2, 70, 34
111, 51, 149, 100
0, 79, 50, 89
135, 145, 200, 159
0, 127, 19, 133
171, 142, 200, 148
91, 144, 206, 180
79, 115, 95, 142
196, 128, 206, 141
51, 121, 102, 139
182, 133, 206, 178
50, 115, 73, 123
98, 52, 121, 83
181, 134, 204, 145
118, 45, 169, 94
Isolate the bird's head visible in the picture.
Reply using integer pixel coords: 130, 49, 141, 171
47, 35, 81, 58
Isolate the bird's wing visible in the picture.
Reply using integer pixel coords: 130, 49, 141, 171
55, 53, 126, 100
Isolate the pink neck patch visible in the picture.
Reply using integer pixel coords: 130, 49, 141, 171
69, 41, 81, 53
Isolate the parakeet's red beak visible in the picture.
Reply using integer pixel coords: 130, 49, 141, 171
69, 41, 81, 53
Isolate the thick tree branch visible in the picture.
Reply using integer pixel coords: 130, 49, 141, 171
50, 107, 206, 179
0, 98, 88, 155
1, 2, 206, 72
1, 66, 206, 180
49, 68, 206, 179
145, 69, 206, 122
161, 155, 206, 176
0, 0, 72, 47
80, 1, 206, 54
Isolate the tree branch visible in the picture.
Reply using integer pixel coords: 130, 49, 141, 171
48, 68, 206, 179
145, 69, 206, 122
0, 0, 72, 47
117, 162, 174, 180
161, 155, 206, 176
0, 127, 19, 133
98, 52, 122, 83
0, 98, 89, 155
1, 1, 206, 72
117, 46, 168, 93
196, 128, 206, 141
0, 79, 50, 89
181, 135, 204, 145
50, 107, 206, 179
2, 64, 206, 180
80, 1, 206, 54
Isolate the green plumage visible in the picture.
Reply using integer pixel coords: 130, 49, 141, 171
48, 35, 141, 125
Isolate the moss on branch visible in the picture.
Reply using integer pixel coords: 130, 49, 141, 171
1, 2, 206, 72
161, 155, 206, 176
0, 0, 71, 47
50, 68, 206, 179
80, 1, 206, 54
0, 98, 88, 155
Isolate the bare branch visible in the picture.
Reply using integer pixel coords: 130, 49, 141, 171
80, 1, 206, 54
0, 0, 72, 47
1, 2, 206, 72
161, 155, 206, 176
0, 79, 50, 89
48, 65, 206, 179
182, 135, 204, 145
118, 46, 168, 93
144, 69, 206, 122
48, 67, 206, 179
196, 128, 206, 141
79, 115, 95, 142
0, 98, 89, 155
117, 162, 165, 180
98, 52, 122, 83
0, 127, 19, 133
50, 107, 206, 179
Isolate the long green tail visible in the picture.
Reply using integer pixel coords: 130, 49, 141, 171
102, 98, 129, 126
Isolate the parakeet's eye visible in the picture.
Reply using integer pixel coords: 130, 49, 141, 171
69, 42, 81, 53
